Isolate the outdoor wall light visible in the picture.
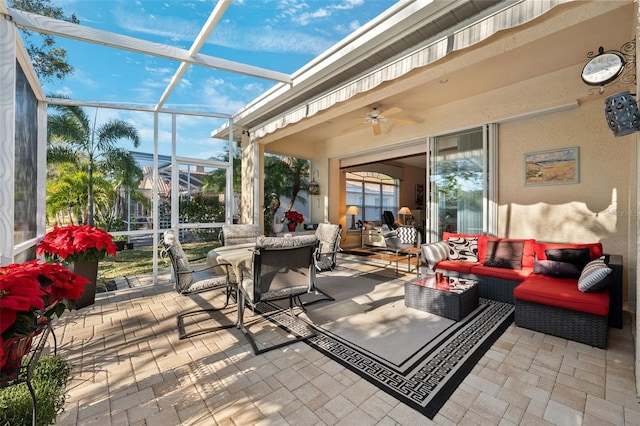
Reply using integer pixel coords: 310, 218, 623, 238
346, 205, 360, 229
398, 206, 412, 225
604, 91, 640, 137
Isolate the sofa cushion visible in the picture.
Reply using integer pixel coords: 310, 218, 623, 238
447, 237, 479, 262
435, 259, 477, 274
533, 260, 581, 278
443, 232, 487, 261
486, 238, 536, 268
578, 256, 613, 293
535, 242, 603, 262
471, 264, 533, 281
514, 274, 609, 316
483, 240, 524, 270
545, 248, 591, 270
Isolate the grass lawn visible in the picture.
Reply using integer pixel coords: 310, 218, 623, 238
97, 240, 219, 292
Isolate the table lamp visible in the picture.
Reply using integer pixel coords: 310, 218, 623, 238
398, 206, 412, 225
346, 205, 360, 229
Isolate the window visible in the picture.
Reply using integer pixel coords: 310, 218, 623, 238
346, 171, 398, 227
429, 126, 494, 242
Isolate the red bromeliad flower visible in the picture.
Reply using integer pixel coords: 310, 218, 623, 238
283, 210, 304, 224
36, 225, 118, 263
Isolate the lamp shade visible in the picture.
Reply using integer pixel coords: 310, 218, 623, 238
398, 206, 412, 216
346, 205, 360, 215
605, 91, 640, 137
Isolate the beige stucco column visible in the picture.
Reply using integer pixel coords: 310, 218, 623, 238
635, 0, 640, 398
239, 131, 259, 226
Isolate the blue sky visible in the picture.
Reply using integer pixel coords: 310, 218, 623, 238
37, 0, 397, 160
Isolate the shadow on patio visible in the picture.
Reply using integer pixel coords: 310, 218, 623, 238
49, 256, 639, 425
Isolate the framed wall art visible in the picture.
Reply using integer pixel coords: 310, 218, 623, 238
524, 147, 579, 186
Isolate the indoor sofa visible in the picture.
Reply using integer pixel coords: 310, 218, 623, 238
420, 232, 623, 348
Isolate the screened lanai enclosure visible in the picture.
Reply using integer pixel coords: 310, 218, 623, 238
0, 0, 295, 283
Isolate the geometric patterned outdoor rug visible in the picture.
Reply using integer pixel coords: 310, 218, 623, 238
304, 297, 513, 418
256, 270, 514, 419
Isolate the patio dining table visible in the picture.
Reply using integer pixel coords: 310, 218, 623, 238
207, 243, 256, 282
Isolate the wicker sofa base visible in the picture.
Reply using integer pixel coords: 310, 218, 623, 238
514, 299, 608, 348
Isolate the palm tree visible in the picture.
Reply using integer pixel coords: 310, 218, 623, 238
281, 157, 310, 212
48, 102, 140, 226
261, 155, 310, 235
201, 152, 241, 194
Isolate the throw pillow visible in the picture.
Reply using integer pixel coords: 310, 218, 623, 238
533, 260, 581, 278
545, 248, 591, 269
578, 256, 613, 292
396, 227, 417, 245
483, 240, 524, 270
447, 237, 479, 262
422, 241, 449, 270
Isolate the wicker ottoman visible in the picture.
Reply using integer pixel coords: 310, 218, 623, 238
404, 276, 479, 321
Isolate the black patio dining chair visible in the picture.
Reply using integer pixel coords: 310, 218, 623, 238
161, 230, 236, 339
237, 236, 318, 355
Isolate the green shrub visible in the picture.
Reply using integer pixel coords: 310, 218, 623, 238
0, 355, 71, 426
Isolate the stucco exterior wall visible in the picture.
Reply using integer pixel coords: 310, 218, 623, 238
256, 0, 636, 308
498, 98, 635, 304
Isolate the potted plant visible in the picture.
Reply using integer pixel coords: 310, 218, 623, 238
283, 210, 304, 232
113, 236, 127, 252
0, 260, 89, 379
36, 225, 118, 309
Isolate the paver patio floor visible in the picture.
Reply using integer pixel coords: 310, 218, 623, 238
52, 257, 639, 425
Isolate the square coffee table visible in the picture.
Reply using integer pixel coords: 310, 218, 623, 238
404, 275, 479, 321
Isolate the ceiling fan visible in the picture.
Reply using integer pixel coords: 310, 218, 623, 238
366, 107, 385, 136
364, 106, 415, 136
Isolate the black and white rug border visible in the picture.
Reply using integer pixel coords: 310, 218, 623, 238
259, 295, 514, 419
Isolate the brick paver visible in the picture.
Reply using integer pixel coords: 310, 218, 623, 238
52, 257, 639, 425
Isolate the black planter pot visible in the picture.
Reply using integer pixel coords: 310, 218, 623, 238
115, 241, 126, 251
72, 260, 99, 309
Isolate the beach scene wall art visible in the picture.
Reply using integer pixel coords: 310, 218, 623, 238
524, 147, 579, 186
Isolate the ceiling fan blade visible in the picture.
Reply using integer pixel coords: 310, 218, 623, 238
372, 122, 381, 136
388, 118, 415, 125
381, 106, 402, 117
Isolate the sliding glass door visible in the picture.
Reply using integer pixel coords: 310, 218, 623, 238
429, 127, 488, 241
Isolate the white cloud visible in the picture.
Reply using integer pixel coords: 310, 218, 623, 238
199, 77, 249, 113
112, 7, 200, 42
285, 0, 364, 25
208, 25, 331, 55
295, 8, 330, 26
69, 69, 100, 89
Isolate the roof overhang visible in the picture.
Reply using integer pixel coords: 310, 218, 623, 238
211, 0, 510, 141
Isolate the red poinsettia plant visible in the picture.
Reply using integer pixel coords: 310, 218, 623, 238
0, 260, 90, 370
282, 210, 304, 224
36, 224, 118, 263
